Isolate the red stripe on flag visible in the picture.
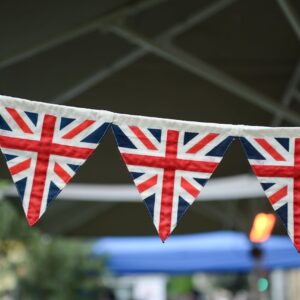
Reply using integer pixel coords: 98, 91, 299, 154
159, 130, 179, 241
10, 158, 31, 175
252, 165, 294, 178
269, 186, 288, 205
54, 162, 72, 183
130, 126, 158, 150
255, 138, 285, 161
186, 133, 219, 154
27, 115, 56, 226
0, 135, 94, 160
6, 107, 33, 134
62, 120, 95, 139
181, 177, 200, 198
122, 153, 218, 173
137, 175, 158, 193
293, 138, 300, 251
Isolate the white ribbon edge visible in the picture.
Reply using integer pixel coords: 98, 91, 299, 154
1, 94, 300, 137
114, 113, 300, 137
0, 94, 114, 122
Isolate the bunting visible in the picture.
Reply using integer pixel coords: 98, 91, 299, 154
112, 114, 235, 241
0, 96, 112, 225
240, 128, 300, 252
1, 94, 300, 252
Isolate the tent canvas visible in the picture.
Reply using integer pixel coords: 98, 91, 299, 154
92, 231, 300, 274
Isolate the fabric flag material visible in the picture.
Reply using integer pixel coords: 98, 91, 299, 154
240, 127, 300, 252
0, 95, 112, 226
112, 114, 236, 241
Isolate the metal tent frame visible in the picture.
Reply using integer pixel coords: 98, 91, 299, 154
0, 0, 299, 123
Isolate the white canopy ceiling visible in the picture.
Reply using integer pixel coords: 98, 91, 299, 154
2, 174, 263, 202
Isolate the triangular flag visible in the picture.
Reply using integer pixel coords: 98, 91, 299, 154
113, 114, 235, 241
240, 131, 300, 252
0, 95, 112, 226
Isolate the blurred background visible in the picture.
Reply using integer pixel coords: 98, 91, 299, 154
1, 0, 300, 299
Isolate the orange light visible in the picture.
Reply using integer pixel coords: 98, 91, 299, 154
249, 213, 276, 243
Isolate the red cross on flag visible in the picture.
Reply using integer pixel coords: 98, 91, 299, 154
240, 128, 300, 252
113, 114, 235, 241
0, 96, 112, 225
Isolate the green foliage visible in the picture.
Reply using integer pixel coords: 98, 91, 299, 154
167, 276, 194, 296
0, 199, 31, 241
18, 236, 103, 300
0, 199, 104, 299
211, 273, 248, 293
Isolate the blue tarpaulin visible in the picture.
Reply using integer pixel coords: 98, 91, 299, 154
92, 231, 300, 274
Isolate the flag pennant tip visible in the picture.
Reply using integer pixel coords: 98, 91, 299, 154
113, 123, 233, 240
0, 104, 111, 224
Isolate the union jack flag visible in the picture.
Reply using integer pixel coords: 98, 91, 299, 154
0, 105, 110, 226
240, 136, 300, 251
113, 123, 234, 241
